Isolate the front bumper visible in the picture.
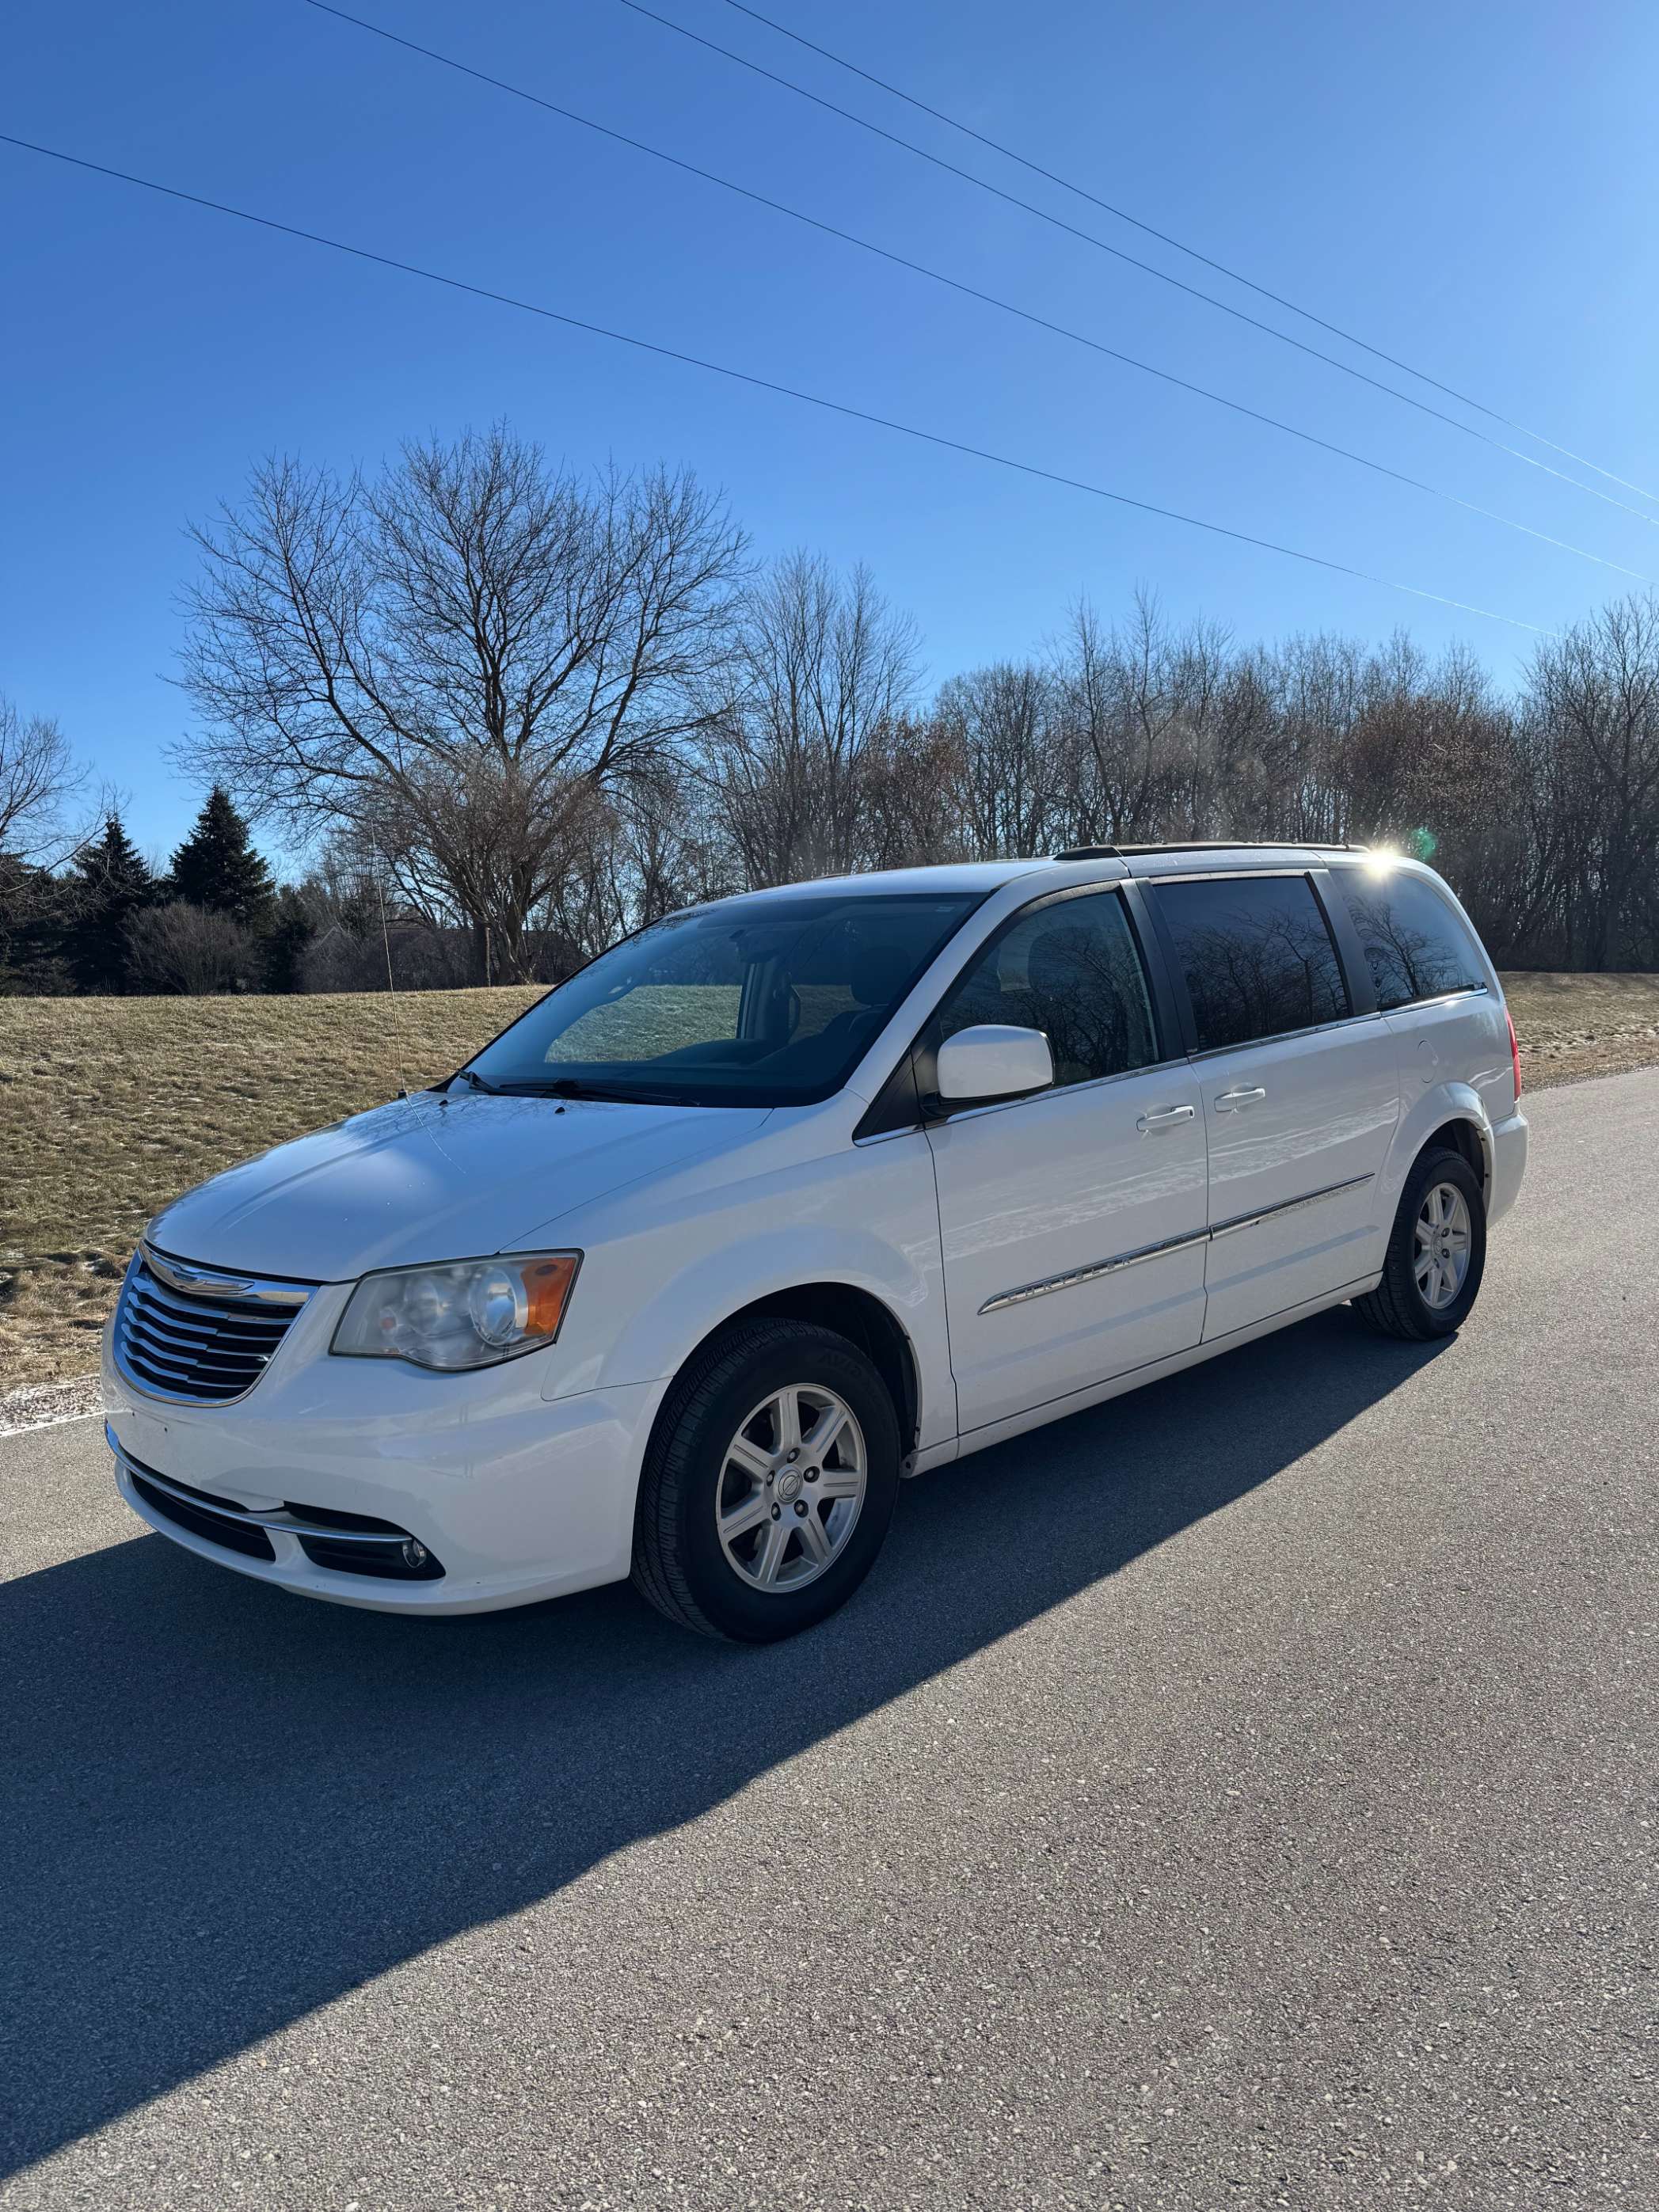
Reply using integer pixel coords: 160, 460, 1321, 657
103, 1330, 668, 1615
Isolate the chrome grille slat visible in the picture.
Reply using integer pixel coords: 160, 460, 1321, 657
112, 1247, 315, 1405
120, 1321, 279, 1370
124, 1303, 278, 1352
122, 1301, 280, 1350
121, 1306, 281, 1361
120, 1347, 264, 1393
125, 1276, 292, 1336
124, 1304, 234, 1350
119, 1330, 268, 1383
118, 1331, 234, 1382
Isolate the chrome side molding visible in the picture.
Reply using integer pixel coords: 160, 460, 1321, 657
979, 1173, 1375, 1315
1209, 1173, 1375, 1241
980, 1228, 1212, 1314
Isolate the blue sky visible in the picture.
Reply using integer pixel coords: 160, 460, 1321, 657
4, 0, 1657, 863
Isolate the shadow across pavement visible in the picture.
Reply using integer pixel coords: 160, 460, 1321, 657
2, 1309, 1447, 2176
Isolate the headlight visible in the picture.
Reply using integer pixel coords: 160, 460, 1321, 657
331, 1252, 580, 1371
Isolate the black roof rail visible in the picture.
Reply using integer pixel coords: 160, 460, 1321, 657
1051, 838, 1369, 861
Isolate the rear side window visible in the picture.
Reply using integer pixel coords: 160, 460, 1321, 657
1337, 868, 1486, 1010
927, 890, 1157, 1089
1155, 874, 1349, 1051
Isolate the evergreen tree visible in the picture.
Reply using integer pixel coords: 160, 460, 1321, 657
1, 854, 78, 994
262, 884, 316, 993
169, 786, 273, 926
70, 813, 156, 993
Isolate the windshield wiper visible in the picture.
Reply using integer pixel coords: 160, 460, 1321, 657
447, 1068, 501, 1096
499, 1077, 666, 1104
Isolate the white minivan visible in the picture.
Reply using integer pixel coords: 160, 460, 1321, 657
105, 845, 1528, 1640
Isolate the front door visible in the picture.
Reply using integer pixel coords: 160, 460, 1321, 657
1148, 869, 1401, 1340
923, 887, 1209, 1435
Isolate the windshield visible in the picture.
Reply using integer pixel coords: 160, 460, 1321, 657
463, 889, 981, 1107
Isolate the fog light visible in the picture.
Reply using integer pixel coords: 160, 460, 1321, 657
401, 1538, 429, 1571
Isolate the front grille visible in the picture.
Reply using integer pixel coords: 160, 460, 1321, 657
113, 1247, 312, 1404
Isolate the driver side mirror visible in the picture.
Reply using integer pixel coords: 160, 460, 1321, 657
934, 1024, 1055, 1107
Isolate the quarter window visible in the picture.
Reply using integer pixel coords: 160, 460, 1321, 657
1155, 874, 1349, 1051
927, 891, 1158, 1089
1337, 868, 1486, 1010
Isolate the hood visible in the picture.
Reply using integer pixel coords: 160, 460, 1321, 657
146, 1089, 771, 1282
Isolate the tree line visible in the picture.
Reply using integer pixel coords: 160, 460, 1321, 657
5, 422, 1659, 995
0, 781, 306, 996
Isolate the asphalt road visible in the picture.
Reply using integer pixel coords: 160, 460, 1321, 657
2, 1072, 1654, 2210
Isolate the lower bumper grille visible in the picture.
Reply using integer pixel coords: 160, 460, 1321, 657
113, 1434, 444, 1581
294, 1530, 443, 1579
131, 1469, 277, 1560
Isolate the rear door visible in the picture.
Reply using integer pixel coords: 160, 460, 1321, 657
1147, 868, 1400, 1341
923, 885, 1209, 1435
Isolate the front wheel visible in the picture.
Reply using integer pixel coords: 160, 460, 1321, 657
631, 1318, 901, 1641
1355, 1147, 1486, 1341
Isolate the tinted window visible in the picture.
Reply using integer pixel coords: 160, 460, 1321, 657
927, 891, 1157, 1089
1337, 868, 1486, 1010
466, 891, 978, 1107
1156, 874, 1348, 1051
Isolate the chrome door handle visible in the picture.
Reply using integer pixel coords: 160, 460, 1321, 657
1137, 1104, 1196, 1134
1214, 1086, 1266, 1112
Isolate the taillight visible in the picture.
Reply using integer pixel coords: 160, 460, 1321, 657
1506, 1007, 1522, 1102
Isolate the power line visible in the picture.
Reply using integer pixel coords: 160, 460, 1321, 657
0, 131, 1554, 635
614, 0, 1659, 535
297, 0, 1653, 588
719, 0, 1659, 507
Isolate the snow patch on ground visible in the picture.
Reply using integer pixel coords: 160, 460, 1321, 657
0, 1373, 102, 1439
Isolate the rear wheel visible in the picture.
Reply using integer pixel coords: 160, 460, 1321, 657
631, 1318, 901, 1641
1355, 1147, 1486, 1341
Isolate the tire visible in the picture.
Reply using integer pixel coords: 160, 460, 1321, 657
631, 1318, 902, 1641
1354, 1146, 1486, 1341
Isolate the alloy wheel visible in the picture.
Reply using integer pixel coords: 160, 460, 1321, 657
714, 1383, 867, 1593
1414, 1181, 1472, 1311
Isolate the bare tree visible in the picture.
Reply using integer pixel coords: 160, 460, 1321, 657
698, 553, 921, 884
870, 713, 972, 869
177, 427, 748, 979
609, 760, 736, 924
1041, 595, 1239, 847
1522, 595, 1659, 969
0, 694, 82, 860
126, 902, 260, 994
934, 663, 1057, 858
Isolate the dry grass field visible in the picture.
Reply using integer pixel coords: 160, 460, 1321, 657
3, 971, 1657, 1393
0, 986, 540, 1393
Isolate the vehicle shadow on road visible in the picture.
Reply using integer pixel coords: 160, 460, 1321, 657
2, 1308, 1448, 2177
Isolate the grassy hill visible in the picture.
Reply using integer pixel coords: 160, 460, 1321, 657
1, 986, 540, 1393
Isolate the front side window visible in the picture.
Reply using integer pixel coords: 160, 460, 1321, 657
926, 890, 1158, 1089
1337, 867, 1486, 1010
464, 891, 980, 1108
1155, 873, 1349, 1051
